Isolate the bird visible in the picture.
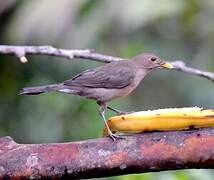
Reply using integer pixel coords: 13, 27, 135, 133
20, 53, 173, 141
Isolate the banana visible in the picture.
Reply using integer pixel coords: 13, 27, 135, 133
103, 107, 214, 136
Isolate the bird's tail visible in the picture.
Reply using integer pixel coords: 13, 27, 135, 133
20, 84, 62, 95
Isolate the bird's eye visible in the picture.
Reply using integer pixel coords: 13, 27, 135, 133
150, 57, 157, 62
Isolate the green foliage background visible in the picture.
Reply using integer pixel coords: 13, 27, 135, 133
0, 0, 213, 179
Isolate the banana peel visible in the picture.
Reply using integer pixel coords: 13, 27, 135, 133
103, 107, 214, 136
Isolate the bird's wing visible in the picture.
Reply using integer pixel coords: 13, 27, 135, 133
63, 64, 134, 89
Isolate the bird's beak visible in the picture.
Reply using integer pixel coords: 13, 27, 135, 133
161, 62, 173, 69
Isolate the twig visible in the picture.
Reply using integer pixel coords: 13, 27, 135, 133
0, 128, 214, 179
171, 61, 214, 82
0, 45, 123, 63
0, 45, 213, 82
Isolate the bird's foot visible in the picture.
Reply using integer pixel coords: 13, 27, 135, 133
116, 111, 135, 116
108, 133, 124, 141
107, 106, 134, 116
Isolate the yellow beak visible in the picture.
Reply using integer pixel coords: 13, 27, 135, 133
161, 62, 173, 69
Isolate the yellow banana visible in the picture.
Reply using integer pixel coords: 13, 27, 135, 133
103, 107, 214, 136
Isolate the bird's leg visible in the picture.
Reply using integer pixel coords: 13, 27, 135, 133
99, 102, 121, 141
107, 105, 134, 115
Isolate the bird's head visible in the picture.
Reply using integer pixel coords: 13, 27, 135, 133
134, 53, 173, 71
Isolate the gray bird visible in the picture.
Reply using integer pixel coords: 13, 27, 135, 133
20, 53, 173, 140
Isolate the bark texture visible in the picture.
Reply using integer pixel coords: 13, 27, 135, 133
0, 128, 214, 179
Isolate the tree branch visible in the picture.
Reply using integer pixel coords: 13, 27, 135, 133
171, 61, 214, 82
0, 128, 214, 179
0, 45, 123, 63
0, 45, 213, 82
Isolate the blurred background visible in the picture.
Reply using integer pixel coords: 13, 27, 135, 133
0, 0, 213, 179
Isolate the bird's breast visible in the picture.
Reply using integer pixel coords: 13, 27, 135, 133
108, 70, 146, 100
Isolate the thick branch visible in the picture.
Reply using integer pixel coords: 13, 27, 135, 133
0, 45, 213, 82
1, 128, 214, 179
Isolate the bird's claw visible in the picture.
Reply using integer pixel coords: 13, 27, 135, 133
109, 133, 124, 141
117, 111, 135, 116
107, 106, 134, 115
